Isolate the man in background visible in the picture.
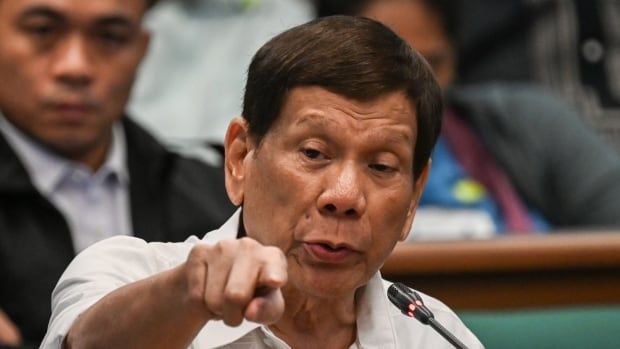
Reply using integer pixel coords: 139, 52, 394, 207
0, 0, 234, 346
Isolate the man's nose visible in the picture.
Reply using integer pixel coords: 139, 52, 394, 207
317, 163, 367, 218
52, 35, 94, 88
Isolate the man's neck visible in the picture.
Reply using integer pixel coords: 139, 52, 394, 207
270, 285, 358, 349
0, 112, 115, 172
59, 133, 112, 172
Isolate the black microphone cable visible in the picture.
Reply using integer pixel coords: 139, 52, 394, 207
388, 282, 470, 349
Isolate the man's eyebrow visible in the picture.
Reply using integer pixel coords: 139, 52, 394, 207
294, 113, 335, 128
382, 130, 413, 146
95, 14, 137, 29
17, 7, 137, 28
295, 113, 413, 144
17, 6, 65, 22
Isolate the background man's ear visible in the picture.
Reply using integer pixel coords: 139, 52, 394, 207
137, 29, 151, 61
399, 159, 431, 241
224, 117, 251, 206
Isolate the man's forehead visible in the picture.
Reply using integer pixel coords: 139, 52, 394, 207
0, 0, 147, 22
282, 87, 416, 126
267, 86, 417, 147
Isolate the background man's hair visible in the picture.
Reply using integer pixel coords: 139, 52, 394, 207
242, 15, 442, 179
314, 0, 458, 42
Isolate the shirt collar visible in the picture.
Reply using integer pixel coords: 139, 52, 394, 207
106, 121, 130, 184
0, 112, 129, 195
201, 208, 243, 244
354, 272, 399, 348
196, 208, 398, 349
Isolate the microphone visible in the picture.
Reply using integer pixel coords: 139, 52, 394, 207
388, 283, 470, 349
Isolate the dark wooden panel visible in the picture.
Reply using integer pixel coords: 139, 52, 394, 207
380, 233, 620, 310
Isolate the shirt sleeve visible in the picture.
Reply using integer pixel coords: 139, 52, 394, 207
40, 236, 192, 348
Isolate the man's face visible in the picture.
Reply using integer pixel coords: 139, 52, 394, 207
362, 0, 456, 89
0, 0, 148, 159
225, 87, 428, 298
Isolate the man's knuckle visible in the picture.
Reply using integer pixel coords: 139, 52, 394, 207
224, 288, 248, 304
238, 237, 258, 249
205, 294, 223, 315
189, 243, 213, 262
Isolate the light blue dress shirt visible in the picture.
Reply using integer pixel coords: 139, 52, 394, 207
0, 114, 132, 252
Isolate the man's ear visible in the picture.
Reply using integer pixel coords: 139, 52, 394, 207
137, 29, 151, 62
224, 117, 252, 206
399, 159, 431, 241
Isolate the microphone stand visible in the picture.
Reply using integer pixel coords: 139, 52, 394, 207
427, 317, 469, 349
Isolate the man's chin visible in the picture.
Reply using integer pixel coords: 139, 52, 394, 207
290, 268, 366, 299
38, 133, 107, 162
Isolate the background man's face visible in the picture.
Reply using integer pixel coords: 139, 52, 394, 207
362, 0, 455, 89
0, 0, 148, 159
233, 87, 425, 298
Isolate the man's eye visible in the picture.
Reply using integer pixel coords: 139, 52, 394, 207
301, 148, 323, 159
369, 163, 395, 173
24, 24, 56, 37
99, 31, 130, 45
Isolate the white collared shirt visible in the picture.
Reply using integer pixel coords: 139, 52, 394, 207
0, 113, 132, 252
42, 210, 484, 348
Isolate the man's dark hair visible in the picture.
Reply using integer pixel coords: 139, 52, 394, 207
242, 15, 442, 179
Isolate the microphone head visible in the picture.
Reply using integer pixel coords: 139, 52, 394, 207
387, 282, 414, 315
388, 285, 470, 349
387, 283, 434, 324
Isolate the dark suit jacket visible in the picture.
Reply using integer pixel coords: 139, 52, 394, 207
0, 118, 235, 346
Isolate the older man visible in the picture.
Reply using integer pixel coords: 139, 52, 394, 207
42, 16, 483, 349
0, 0, 233, 346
